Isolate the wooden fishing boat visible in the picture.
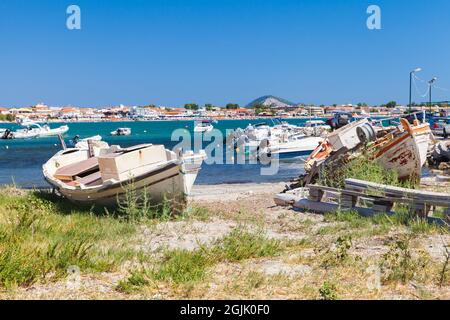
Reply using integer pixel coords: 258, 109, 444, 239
369, 118, 431, 180
43, 142, 206, 206
304, 118, 432, 181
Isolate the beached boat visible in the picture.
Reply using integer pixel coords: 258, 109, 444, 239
368, 118, 432, 180
110, 127, 132, 136
43, 143, 207, 206
304, 117, 432, 180
194, 120, 214, 133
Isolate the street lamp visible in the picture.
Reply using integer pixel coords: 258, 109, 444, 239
409, 67, 422, 114
428, 77, 437, 114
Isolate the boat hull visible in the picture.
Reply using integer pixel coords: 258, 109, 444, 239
43, 147, 205, 207
374, 123, 431, 180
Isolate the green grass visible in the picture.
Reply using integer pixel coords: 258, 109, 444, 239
210, 228, 280, 262
152, 249, 210, 284
116, 228, 281, 290
318, 155, 416, 189
116, 270, 150, 293
0, 188, 137, 289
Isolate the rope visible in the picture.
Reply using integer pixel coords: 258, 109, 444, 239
412, 75, 430, 97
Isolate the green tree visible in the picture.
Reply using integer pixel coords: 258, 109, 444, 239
226, 103, 239, 109
204, 104, 215, 111
385, 101, 397, 108
184, 103, 199, 110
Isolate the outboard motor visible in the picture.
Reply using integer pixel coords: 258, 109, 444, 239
1, 129, 12, 139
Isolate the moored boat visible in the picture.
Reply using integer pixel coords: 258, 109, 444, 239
194, 120, 214, 133
110, 127, 132, 136
258, 134, 324, 159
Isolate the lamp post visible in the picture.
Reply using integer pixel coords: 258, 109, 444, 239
409, 67, 422, 114
428, 77, 437, 114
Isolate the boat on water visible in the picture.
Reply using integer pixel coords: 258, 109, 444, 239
258, 134, 324, 159
1, 122, 69, 139
19, 120, 69, 137
43, 142, 207, 206
194, 120, 214, 133
1, 128, 39, 139
69, 135, 103, 148
110, 127, 132, 136
304, 116, 432, 181
38, 123, 69, 137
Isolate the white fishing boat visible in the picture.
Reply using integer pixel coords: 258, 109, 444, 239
259, 134, 324, 159
110, 127, 132, 136
43, 143, 207, 206
194, 120, 214, 133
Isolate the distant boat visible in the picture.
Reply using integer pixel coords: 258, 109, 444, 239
43, 143, 207, 206
305, 120, 331, 130
258, 134, 324, 159
110, 127, 132, 136
1, 128, 39, 139
38, 123, 70, 137
194, 120, 214, 133
69, 135, 103, 148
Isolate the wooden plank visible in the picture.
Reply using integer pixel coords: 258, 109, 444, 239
345, 178, 450, 204
54, 157, 99, 181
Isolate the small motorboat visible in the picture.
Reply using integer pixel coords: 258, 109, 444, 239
110, 128, 132, 136
19, 120, 69, 137
43, 143, 207, 206
259, 134, 324, 159
69, 135, 103, 148
194, 120, 214, 133
1, 127, 39, 139
38, 123, 69, 137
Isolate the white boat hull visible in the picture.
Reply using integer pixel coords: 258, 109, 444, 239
38, 125, 69, 137
43, 146, 206, 207
374, 123, 431, 180
194, 125, 213, 133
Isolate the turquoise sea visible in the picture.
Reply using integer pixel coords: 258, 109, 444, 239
0, 119, 324, 188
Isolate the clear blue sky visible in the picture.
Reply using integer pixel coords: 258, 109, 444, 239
1, 0, 449, 108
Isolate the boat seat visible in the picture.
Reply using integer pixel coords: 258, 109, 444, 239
54, 157, 99, 181
65, 171, 102, 187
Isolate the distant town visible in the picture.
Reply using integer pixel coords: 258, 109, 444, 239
1, 95, 449, 122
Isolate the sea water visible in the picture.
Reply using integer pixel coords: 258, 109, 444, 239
0, 119, 323, 188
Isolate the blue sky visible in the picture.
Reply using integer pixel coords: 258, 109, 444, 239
1, 0, 449, 107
